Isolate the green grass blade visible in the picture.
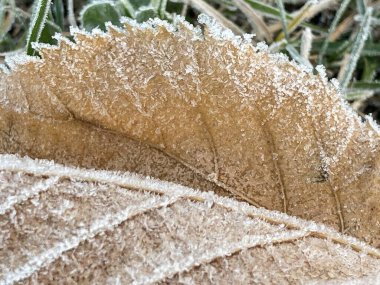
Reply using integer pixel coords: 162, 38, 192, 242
351, 81, 380, 92
244, 0, 326, 33
318, 0, 351, 64
286, 44, 312, 70
275, 1, 313, 41
52, 0, 64, 29
244, 0, 284, 18
312, 39, 380, 57
275, 0, 289, 41
67, 0, 76, 27
361, 42, 380, 56
345, 89, 373, 100
159, 0, 167, 18
340, 7, 373, 89
26, 0, 52, 56
356, 0, 366, 15
361, 57, 377, 81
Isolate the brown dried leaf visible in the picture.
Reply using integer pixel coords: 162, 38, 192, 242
0, 16, 379, 247
0, 154, 379, 284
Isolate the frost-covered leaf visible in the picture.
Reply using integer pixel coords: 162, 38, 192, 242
0, 15, 380, 248
80, 1, 121, 32
135, 6, 157, 23
0, 154, 379, 284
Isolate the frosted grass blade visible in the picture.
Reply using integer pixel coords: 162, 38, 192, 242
159, 0, 167, 18
300, 27, 312, 60
318, 0, 351, 64
244, 0, 326, 33
26, 0, 52, 56
275, 1, 314, 41
351, 81, 380, 92
67, 0, 76, 27
275, 0, 289, 41
340, 7, 373, 89
52, 0, 64, 29
286, 44, 312, 70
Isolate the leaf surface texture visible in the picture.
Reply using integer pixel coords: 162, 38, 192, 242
0, 16, 379, 248
0, 154, 379, 284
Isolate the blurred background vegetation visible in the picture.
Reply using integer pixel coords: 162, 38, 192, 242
0, 0, 379, 120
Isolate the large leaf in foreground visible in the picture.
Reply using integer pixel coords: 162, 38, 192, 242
0, 16, 379, 247
0, 154, 379, 284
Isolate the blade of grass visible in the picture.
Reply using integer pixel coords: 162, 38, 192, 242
275, 1, 314, 41
356, 0, 366, 15
52, 0, 64, 29
181, 0, 189, 16
356, 0, 374, 95
311, 39, 380, 57
26, 0, 52, 56
159, 0, 168, 18
339, 7, 373, 89
351, 81, 380, 92
244, 0, 326, 33
269, 38, 286, 52
330, 14, 354, 41
286, 44, 313, 70
275, 0, 289, 41
300, 27, 312, 60
361, 58, 377, 81
306, 0, 336, 20
151, 0, 168, 18
318, 0, 352, 64
345, 89, 374, 100
67, 0, 76, 27
361, 42, 380, 56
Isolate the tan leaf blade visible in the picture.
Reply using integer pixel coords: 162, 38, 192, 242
0, 154, 379, 284
0, 15, 379, 248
